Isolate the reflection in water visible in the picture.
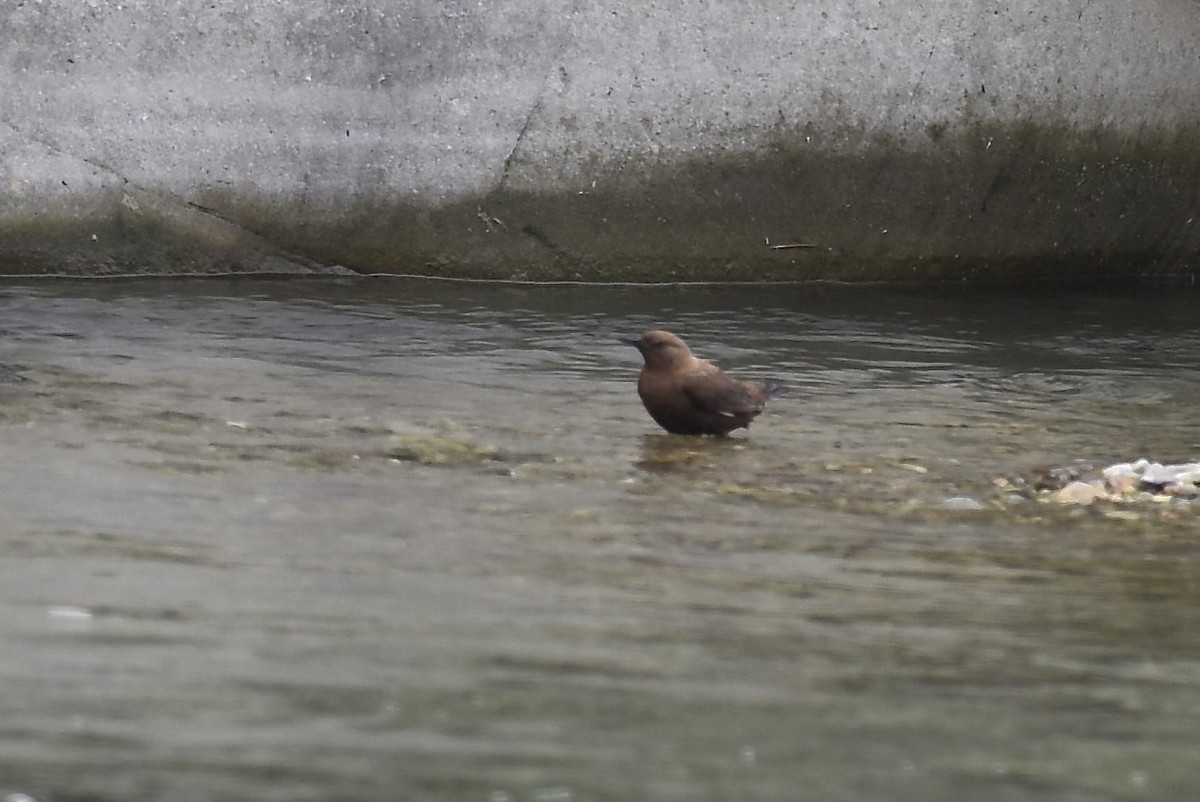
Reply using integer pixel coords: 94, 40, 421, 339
0, 279, 1198, 801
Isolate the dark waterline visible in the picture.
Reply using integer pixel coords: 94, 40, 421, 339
0, 278, 1197, 801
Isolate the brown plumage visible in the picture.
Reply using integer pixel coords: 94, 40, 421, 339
623, 330, 787, 436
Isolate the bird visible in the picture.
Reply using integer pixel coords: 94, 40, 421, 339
623, 330, 787, 436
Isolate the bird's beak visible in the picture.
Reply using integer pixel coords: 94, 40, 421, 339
619, 336, 643, 350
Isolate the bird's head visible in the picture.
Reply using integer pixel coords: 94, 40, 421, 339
623, 330, 695, 370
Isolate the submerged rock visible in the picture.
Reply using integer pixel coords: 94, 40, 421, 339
1048, 480, 1108, 506
1030, 460, 1094, 491
386, 432, 500, 467
940, 495, 987, 511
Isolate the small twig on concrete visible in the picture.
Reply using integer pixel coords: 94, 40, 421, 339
767, 242, 819, 250
476, 207, 506, 232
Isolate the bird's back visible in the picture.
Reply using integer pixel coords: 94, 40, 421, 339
639, 360, 767, 436
627, 329, 786, 436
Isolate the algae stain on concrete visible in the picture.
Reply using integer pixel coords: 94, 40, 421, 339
3, 122, 1200, 282
256, 122, 1200, 283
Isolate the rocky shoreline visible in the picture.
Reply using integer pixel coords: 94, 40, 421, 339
1005, 459, 1200, 507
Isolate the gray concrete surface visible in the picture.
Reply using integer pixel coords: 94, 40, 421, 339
2, 0, 1199, 282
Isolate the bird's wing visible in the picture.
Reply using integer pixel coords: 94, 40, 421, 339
681, 373, 764, 418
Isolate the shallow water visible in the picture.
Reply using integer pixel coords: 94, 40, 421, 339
0, 278, 1198, 801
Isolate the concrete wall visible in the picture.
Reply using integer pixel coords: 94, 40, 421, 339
2, 0, 1199, 282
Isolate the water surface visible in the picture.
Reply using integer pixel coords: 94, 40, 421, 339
1, 279, 1198, 801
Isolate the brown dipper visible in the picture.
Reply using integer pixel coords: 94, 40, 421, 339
624, 330, 787, 436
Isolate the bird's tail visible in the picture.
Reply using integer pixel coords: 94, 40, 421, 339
761, 381, 789, 399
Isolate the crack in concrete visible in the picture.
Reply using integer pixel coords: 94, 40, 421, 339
482, 6, 586, 271
910, 46, 936, 101
491, 3, 582, 197
497, 93, 545, 193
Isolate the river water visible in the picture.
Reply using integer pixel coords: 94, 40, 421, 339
0, 278, 1197, 801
